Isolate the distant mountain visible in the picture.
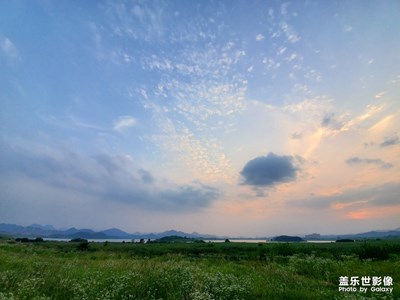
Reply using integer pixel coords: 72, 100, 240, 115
340, 230, 400, 239
28, 224, 55, 231
67, 231, 109, 239
1, 223, 399, 240
304, 229, 400, 240
64, 227, 94, 235
0, 224, 24, 232
0, 223, 218, 240
101, 228, 130, 238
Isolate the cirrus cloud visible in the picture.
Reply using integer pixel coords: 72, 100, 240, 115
113, 116, 137, 131
1, 37, 20, 61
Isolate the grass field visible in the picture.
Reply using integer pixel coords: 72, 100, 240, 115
0, 238, 399, 299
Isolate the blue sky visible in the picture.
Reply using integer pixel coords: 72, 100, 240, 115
1, 0, 399, 236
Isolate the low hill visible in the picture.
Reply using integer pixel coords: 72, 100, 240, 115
272, 235, 304, 242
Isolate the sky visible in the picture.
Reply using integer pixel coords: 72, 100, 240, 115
1, 0, 399, 237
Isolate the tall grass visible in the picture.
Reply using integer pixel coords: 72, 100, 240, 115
0, 240, 399, 299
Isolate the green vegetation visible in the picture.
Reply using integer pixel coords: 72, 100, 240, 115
271, 235, 304, 242
336, 239, 355, 243
0, 238, 399, 299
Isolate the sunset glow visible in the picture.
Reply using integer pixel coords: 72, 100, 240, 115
1, 1, 399, 236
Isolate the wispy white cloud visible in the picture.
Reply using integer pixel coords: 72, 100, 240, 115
277, 46, 287, 55
303, 67, 322, 82
280, 2, 290, 16
104, 1, 166, 42
262, 57, 281, 70
113, 116, 136, 131
134, 35, 248, 182
1, 37, 20, 61
41, 114, 105, 132
343, 25, 353, 32
280, 22, 300, 43
150, 113, 237, 183
142, 55, 174, 71
89, 22, 133, 65
375, 91, 385, 99
255, 34, 264, 41
282, 97, 332, 116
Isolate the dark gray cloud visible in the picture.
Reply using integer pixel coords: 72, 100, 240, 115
0, 143, 219, 212
291, 132, 303, 140
363, 141, 375, 148
346, 157, 393, 169
380, 134, 399, 147
321, 113, 334, 127
240, 152, 299, 187
292, 183, 400, 209
320, 113, 344, 131
138, 169, 155, 184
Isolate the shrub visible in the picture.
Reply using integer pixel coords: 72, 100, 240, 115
77, 242, 90, 251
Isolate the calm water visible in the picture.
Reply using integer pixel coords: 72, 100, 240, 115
44, 238, 141, 243
44, 238, 336, 243
206, 239, 335, 243
204, 239, 267, 243
44, 238, 268, 243
306, 240, 335, 243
